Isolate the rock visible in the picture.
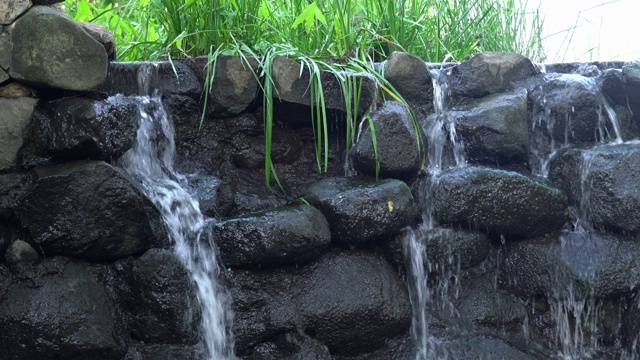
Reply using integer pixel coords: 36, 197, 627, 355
498, 231, 640, 299
449, 52, 537, 98
551, 143, 640, 234
306, 177, 418, 245
9, 6, 108, 91
0, 172, 32, 219
440, 335, 541, 360
214, 204, 331, 267
18, 95, 138, 166
16, 161, 159, 261
0, 82, 36, 98
351, 101, 422, 180
189, 55, 260, 117
423, 227, 492, 272
124, 345, 201, 360
228, 268, 299, 352
452, 88, 529, 168
0, 258, 126, 360
383, 52, 432, 111
296, 250, 411, 355
0, 68, 8, 84
242, 332, 331, 360
5, 239, 38, 270
600, 68, 627, 106
0, 0, 31, 25
77, 22, 116, 60
271, 55, 377, 124
0, 97, 38, 170
189, 175, 234, 218
547, 147, 582, 204
0, 31, 10, 70
429, 166, 568, 238
111, 249, 199, 345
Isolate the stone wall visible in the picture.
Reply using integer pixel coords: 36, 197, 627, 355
2, 3, 640, 359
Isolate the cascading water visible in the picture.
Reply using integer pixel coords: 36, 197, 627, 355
119, 66, 235, 360
405, 66, 467, 360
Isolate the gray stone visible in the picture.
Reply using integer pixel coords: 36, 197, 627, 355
307, 177, 419, 245
351, 101, 422, 180
0, 258, 126, 360
0, 31, 10, 70
15, 161, 159, 261
0, 0, 31, 25
296, 250, 411, 356
77, 22, 115, 60
9, 6, 108, 91
429, 166, 569, 238
0, 82, 35, 98
383, 51, 432, 110
0, 68, 7, 84
190, 175, 234, 218
18, 95, 139, 166
5, 239, 38, 268
111, 249, 199, 345
213, 204, 331, 267
242, 331, 331, 360
0, 97, 38, 170
452, 88, 530, 168
0, 172, 32, 219
449, 52, 537, 98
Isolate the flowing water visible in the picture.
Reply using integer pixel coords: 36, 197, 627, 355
119, 65, 235, 359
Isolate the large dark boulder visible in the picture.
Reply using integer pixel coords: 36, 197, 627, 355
295, 250, 411, 356
0, 258, 126, 360
111, 249, 199, 345
9, 6, 108, 91
16, 161, 160, 260
498, 231, 640, 299
548, 143, 640, 234
449, 52, 537, 98
429, 166, 568, 238
351, 101, 422, 180
18, 95, 139, 166
213, 204, 331, 267
189, 175, 234, 218
307, 177, 418, 245
452, 88, 530, 168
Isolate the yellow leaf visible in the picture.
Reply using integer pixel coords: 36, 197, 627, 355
388, 201, 394, 212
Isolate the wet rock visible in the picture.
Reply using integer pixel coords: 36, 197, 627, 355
296, 250, 411, 355
214, 204, 331, 267
232, 190, 289, 216
351, 101, 422, 180
16, 161, 159, 261
0, 31, 11, 71
189, 175, 234, 218
449, 52, 537, 98
18, 95, 138, 166
307, 177, 418, 245
498, 231, 640, 299
242, 332, 331, 360
0, 258, 126, 360
453, 88, 529, 168
228, 268, 299, 352
10, 6, 108, 91
124, 345, 201, 360
331, 334, 414, 360
111, 249, 199, 345
0, 172, 32, 219
430, 166, 568, 238
423, 227, 492, 272
0, 97, 38, 170
383, 52, 432, 111
440, 335, 542, 360
5, 239, 38, 270
271, 55, 377, 125
549, 143, 640, 234
77, 22, 116, 60
0, 0, 31, 25
600, 68, 627, 106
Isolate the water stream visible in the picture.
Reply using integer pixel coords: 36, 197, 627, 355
118, 65, 235, 359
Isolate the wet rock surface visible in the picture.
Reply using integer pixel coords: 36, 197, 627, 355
383, 52, 433, 112
0, 96, 38, 170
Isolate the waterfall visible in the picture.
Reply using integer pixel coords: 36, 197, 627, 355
119, 66, 235, 359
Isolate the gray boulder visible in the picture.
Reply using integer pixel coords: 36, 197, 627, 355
0, 0, 31, 25
0, 258, 126, 360
0, 30, 10, 71
296, 250, 411, 355
19, 95, 139, 166
449, 52, 537, 98
383, 51, 432, 110
351, 101, 422, 180
213, 204, 331, 267
0, 172, 32, 219
307, 177, 418, 245
4, 239, 38, 270
430, 166, 568, 238
16, 161, 159, 260
9, 6, 108, 91
452, 88, 529, 168
77, 22, 116, 60
111, 249, 199, 345
0, 96, 38, 170
189, 175, 234, 218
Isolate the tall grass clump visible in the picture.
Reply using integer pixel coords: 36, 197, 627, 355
65, 0, 545, 190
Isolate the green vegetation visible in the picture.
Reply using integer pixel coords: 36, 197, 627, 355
64, 0, 544, 191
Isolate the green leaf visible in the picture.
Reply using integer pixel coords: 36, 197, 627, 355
292, 1, 326, 34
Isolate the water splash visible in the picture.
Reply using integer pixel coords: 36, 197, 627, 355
120, 91, 235, 359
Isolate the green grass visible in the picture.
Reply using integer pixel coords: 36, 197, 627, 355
64, 0, 545, 191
